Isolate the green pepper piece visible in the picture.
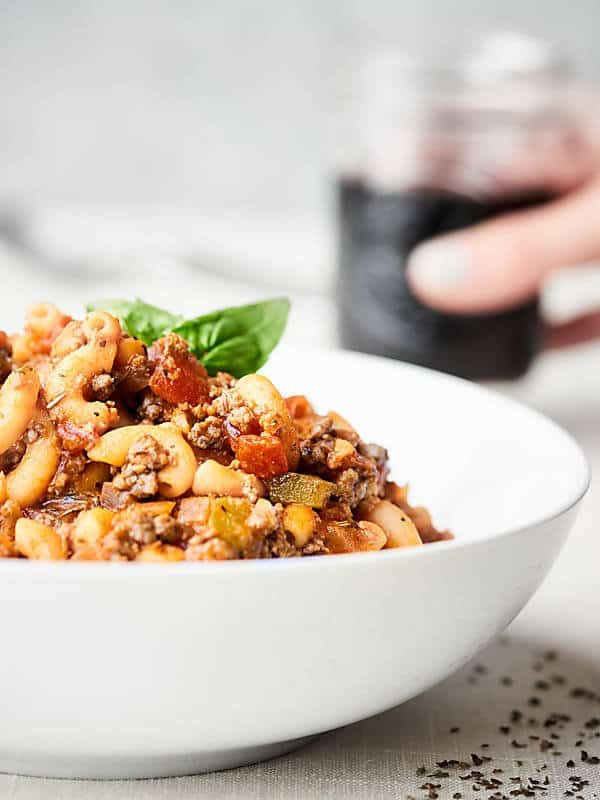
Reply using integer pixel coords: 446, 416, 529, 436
209, 497, 252, 551
267, 473, 335, 509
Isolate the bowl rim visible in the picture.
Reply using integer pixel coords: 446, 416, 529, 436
0, 348, 590, 580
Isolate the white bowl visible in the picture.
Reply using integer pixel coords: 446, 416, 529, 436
0, 349, 588, 779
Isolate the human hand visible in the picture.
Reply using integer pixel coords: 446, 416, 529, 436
407, 175, 600, 349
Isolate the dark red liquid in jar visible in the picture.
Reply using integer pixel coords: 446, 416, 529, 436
337, 178, 547, 380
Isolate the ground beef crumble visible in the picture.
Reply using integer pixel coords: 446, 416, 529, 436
256, 528, 299, 558
136, 390, 174, 423
334, 463, 379, 508
208, 372, 236, 396
296, 413, 383, 509
90, 373, 115, 401
302, 532, 328, 555
185, 536, 237, 561
101, 507, 191, 560
226, 404, 257, 434
112, 434, 170, 499
189, 416, 226, 450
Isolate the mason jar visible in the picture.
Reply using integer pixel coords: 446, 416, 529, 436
337, 33, 595, 380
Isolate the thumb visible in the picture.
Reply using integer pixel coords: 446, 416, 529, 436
406, 178, 600, 314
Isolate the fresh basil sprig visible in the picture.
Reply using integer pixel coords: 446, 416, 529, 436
172, 299, 290, 377
86, 297, 290, 378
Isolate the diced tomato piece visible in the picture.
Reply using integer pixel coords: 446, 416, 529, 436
285, 394, 313, 419
233, 433, 288, 479
149, 334, 209, 405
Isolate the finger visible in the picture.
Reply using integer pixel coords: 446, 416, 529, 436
406, 177, 600, 314
544, 310, 600, 349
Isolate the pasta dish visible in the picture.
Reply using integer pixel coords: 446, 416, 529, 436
0, 301, 450, 561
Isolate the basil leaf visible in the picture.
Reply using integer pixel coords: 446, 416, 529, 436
173, 298, 290, 377
85, 296, 290, 377
86, 298, 182, 345
200, 336, 263, 377
123, 302, 183, 346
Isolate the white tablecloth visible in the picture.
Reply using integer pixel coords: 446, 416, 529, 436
1, 248, 599, 800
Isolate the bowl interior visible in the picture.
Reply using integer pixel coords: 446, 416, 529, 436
268, 348, 589, 543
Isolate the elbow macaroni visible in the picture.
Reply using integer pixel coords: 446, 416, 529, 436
6, 410, 60, 507
10, 302, 70, 362
50, 320, 87, 360
26, 303, 70, 342
192, 459, 265, 499
72, 508, 115, 548
88, 423, 196, 498
0, 367, 40, 455
46, 311, 121, 435
14, 518, 67, 560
